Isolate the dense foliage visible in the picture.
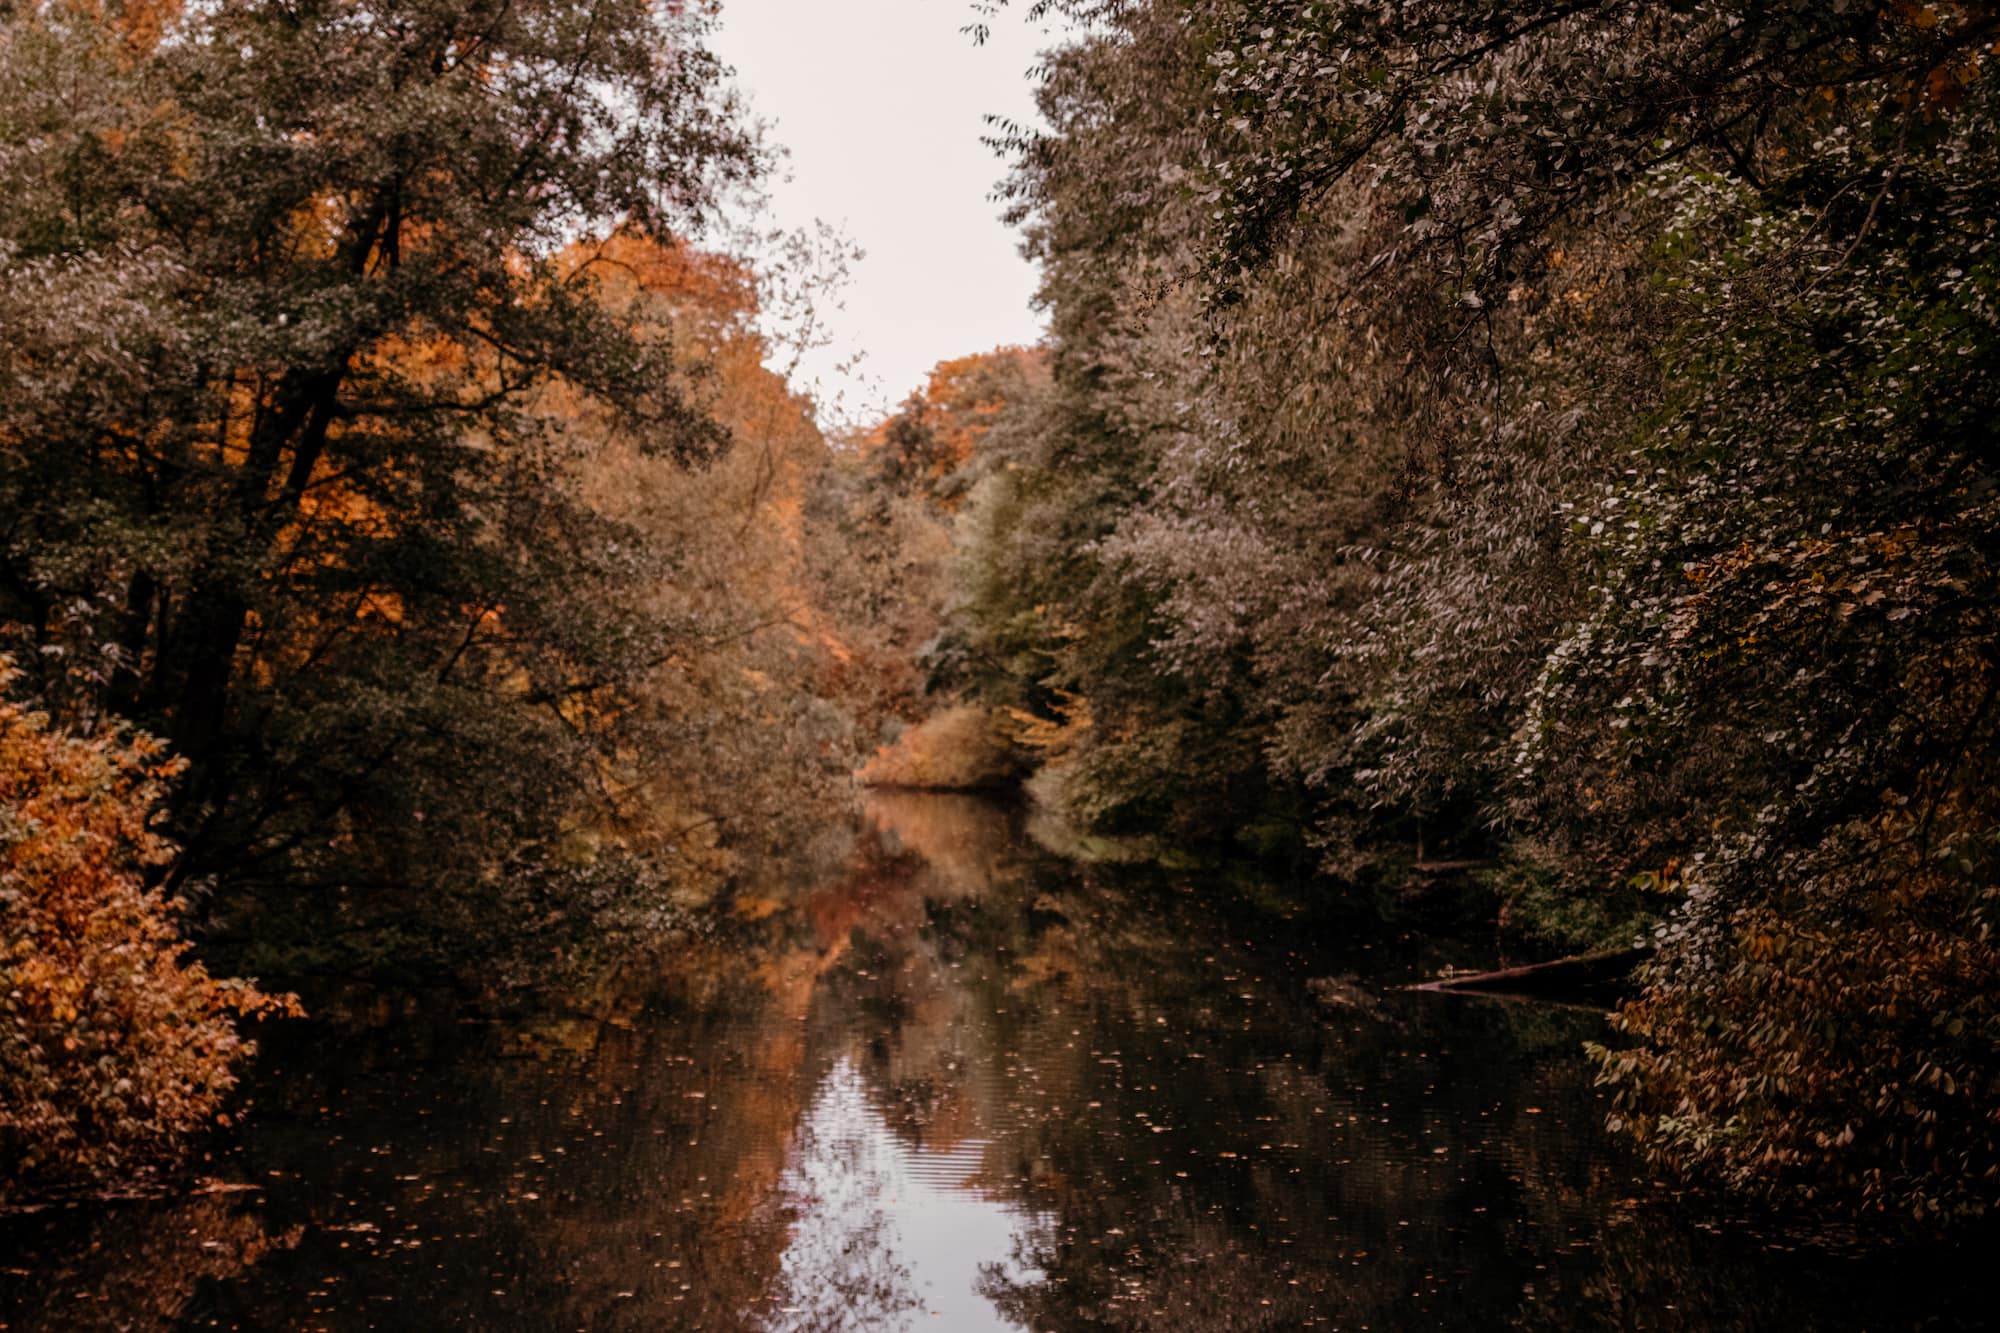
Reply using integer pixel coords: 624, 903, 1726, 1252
956, 0, 2000, 1217
0, 0, 896, 1190
1, 657, 293, 1197
0, 0, 767, 979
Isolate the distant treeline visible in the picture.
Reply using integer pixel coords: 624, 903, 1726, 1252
925, 0, 1999, 1220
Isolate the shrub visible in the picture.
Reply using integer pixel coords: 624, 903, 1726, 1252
855, 704, 1026, 791
0, 659, 295, 1197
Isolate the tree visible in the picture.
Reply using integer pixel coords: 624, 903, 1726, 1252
0, 0, 757, 976
868, 348, 1049, 506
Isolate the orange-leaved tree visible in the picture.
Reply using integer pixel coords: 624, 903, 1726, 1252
866, 347, 1049, 507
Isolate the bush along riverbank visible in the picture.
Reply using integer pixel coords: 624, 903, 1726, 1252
1, 659, 297, 1204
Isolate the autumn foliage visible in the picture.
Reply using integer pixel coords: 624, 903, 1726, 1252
0, 658, 294, 1196
855, 704, 1026, 791
866, 348, 1049, 505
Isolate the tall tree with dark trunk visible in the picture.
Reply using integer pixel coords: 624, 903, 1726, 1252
0, 0, 756, 973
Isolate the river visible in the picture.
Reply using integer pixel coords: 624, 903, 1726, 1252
1, 792, 1989, 1330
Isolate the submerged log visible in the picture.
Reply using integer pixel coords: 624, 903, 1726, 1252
1409, 859, 1491, 874
1411, 945, 1653, 1006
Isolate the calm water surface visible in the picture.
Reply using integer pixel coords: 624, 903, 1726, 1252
2, 793, 1989, 1331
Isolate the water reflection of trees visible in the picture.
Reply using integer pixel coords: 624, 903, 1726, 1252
0, 1193, 289, 1332
2, 792, 1989, 1331
833, 794, 1992, 1333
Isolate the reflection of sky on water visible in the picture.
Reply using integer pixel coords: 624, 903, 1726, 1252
764, 1057, 1041, 1332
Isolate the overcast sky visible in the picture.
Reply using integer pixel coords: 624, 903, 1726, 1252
708, 1, 1062, 426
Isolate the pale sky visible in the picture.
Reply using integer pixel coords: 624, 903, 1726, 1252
708, 1, 1061, 426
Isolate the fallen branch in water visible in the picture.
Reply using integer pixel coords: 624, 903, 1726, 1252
1411, 945, 1653, 1006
